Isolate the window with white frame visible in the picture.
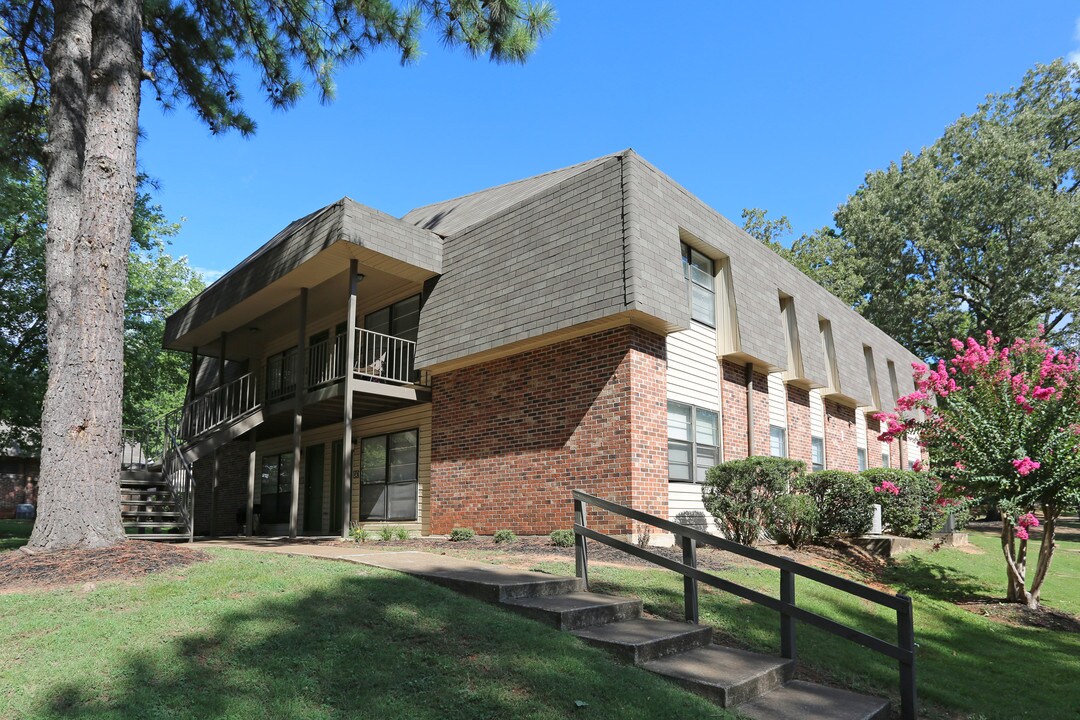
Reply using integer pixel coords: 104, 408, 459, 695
881, 444, 890, 469
811, 437, 825, 471
770, 425, 787, 457
681, 243, 716, 327
668, 401, 719, 483
858, 447, 868, 471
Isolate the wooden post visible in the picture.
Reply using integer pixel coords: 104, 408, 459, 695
289, 288, 308, 539
681, 535, 699, 623
897, 595, 917, 720
210, 451, 218, 538
187, 346, 198, 402
574, 497, 589, 589
780, 569, 796, 660
246, 429, 257, 536
341, 260, 358, 538
745, 362, 756, 456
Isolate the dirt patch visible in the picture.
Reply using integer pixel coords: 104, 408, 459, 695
957, 600, 1080, 633
0, 540, 209, 593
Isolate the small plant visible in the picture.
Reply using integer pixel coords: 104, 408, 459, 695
449, 527, 476, 541
636, 523, 651, 548
349, 523, 371, 543
493, 529, 517, 544
861, 468, 945, 538
801, 470, 874, 539
768, 493, 819, 549
378, 526, 394, 542
392, 526, 410, 541
549, 529, 575, 547
702, 456, 806, 545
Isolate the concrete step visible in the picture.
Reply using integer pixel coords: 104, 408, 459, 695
350, 551, 584, 602
124, 521, 187, 530
501, 591, 643, 630
642, 644, 794, 708
122, 510, 182, 518
570, 617, 712, 665
737, 680, 890, 720
125, 533, 189, 541
120, 470, 164, 486
121, 498, 177, 507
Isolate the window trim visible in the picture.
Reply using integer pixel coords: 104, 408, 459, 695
681, 243, 716, 328
358, 428, 420, 522
667, 401, 719, 484
857, 447, 868, 472
769, 424, 787, 458
811, 436, 825, 472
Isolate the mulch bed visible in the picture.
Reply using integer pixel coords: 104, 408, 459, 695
0, 541, 210, 593
957, 600, 1080, 633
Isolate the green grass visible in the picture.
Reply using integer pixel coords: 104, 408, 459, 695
528, 521, 1080, 720
0, 549, 733, 720
0, 519, 32, 550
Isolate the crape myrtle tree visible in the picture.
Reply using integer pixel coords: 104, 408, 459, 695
877, 331, 1080, 609
0, 0, 556, 550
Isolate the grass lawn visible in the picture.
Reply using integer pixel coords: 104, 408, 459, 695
518, 521, 1080, 720
0, 548, 733, 720
0, 519, 32, 551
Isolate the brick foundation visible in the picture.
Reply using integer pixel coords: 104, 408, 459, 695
0, 458, 38, 519
786, 385, 812, 467
824, 400, 858, 472
429, 326, 667, 536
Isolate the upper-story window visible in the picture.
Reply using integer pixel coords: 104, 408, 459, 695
365, 294, 421, 342
681, 243, 716, 327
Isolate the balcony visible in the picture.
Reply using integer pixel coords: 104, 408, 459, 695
266, 328, 425, 404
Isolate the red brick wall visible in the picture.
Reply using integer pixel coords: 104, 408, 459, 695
0, 458, 38, 519
786, 385, 812, 467
429, 326, 667, 536
750, 371, 770, 457
193, 437, 253, 536
865, 415, 891, 468
824, 400, 858, 472
721, 361, 748, 460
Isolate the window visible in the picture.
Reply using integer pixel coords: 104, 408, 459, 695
681, 243, 715, 326
857, 447, 868, 472
770, 425, 787, 458
811, 437, 825, 472
360, 429, 419, 521
365, 294, 420, 342
667, 402, 719, 483
259, 452, 294, 524
881, 446, 890, 468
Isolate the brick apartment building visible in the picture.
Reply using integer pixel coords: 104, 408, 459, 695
154, 150, 921, 541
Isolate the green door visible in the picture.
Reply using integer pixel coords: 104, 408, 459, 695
304, 444, 325, 534
329, 440, 344, 534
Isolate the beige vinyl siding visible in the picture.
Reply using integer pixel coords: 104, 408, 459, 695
768, 373, 787, 428
255, 403, 432, 535
809, 389, 825, 438
666, 324, 720, 411
855, 409, 868, 450
668, 482, 718, 533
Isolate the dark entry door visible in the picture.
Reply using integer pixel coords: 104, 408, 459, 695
303, 444, 325, 534
329, 440, 344, 534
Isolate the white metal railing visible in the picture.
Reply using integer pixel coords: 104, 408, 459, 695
165, 371, 260, 443
266, 350, 297, 402
120, 427, 148, 469
308, 333, 348, 388
355, 328, 416, 385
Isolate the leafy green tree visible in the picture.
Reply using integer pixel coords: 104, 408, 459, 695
0, 0, 556, 550
741, 207, 792, 254
837, 60, 1080, 359
879, 332, 1080, 608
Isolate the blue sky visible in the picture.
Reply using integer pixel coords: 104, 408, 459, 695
137, 2, 1080, 281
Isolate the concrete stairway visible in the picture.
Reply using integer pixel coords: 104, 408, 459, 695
354, 552, 889, 720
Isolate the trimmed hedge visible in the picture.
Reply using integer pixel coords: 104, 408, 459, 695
702, 456, 806, 545
861, 469, 942, 538
801, 470, 874, 539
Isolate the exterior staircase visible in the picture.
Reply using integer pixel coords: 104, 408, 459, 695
355, 552, 890, 720
120, 370, 263, 541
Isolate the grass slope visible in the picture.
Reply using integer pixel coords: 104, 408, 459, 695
0, 549, 732, 720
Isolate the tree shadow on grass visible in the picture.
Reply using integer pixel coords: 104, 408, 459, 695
881, 554, 996, 604
31, 563, 726, 720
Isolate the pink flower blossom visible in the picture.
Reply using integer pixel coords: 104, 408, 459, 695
1032, 385, 1056, 401
1015, 526, 1029, 541
1017, 513, 1040, 529
912, 459, 923, 472
874, 480, 900, 496
1011, 457, 1041, 476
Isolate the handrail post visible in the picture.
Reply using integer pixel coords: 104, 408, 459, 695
897, 594, 917, 720
573, 497, 589, 589
780, 569, 796, 661
681, 534, 699, 623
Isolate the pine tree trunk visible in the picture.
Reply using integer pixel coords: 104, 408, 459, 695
28, 0, 142, 550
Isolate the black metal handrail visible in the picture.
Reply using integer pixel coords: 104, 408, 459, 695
162, 419, 195, 542
572, 490, 916, 720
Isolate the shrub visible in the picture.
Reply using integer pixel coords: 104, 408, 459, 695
768, 493, 819, 549
449, 527, 476, 541
392, 526, 410, 541
378, 526, 394, 542
348, 523, 370, 543
702, 456, 806, 545
493, 529, 517, 544
801, 470, 874, 538
862, 468, 943, 538
549, 529, 575, 547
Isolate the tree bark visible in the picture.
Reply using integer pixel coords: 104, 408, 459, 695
28, 0, 142, 550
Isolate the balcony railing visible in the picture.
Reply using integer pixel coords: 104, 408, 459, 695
165, 371, 260, 442
308, 333, 348, 388
354, 328, 416, 385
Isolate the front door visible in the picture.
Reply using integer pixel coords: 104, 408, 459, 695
329, 440, 344, 534
303, 444, 325, 534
